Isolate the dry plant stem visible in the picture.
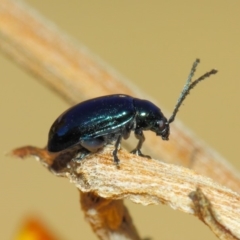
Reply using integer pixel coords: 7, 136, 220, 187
190, 188, 239, 240
0, 0, 240, 192
11, 145, 240, 240
80, 192, 141, 240
11, 146, 141, 240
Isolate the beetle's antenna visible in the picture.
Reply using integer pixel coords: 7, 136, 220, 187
168, 59, 218, 124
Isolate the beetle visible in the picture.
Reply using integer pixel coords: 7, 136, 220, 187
47, 59, 217, 164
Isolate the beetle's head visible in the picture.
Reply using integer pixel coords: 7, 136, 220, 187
156, 117, 170, 141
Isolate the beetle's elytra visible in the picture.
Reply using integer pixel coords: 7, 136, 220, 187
47, 59, 217, 164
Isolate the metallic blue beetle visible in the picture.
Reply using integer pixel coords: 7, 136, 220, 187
48, 94, 169, 163
47, 59, 217, 164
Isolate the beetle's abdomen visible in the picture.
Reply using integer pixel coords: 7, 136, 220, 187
47, 95, 135, 152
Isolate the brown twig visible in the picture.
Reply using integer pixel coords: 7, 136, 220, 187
11, 146, 240, 240
80, 192, 141, 240
190, 188, 239, 240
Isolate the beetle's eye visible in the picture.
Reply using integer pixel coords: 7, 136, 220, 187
157, 119, 169, 140
158, 120, 166, 131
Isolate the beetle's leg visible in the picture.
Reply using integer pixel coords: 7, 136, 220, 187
112, 135, 122, 165
131, 129, 151, 158
122, 125, 131, 140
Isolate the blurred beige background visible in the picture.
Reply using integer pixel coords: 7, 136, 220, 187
1, 1, 240, 239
